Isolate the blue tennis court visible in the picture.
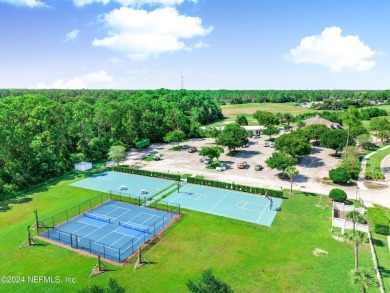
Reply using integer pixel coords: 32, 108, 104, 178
70, 171, 175, 196
164, 184, 282, 226
40, 200, 178, 262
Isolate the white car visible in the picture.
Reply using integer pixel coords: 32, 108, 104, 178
216, 163, 227, 171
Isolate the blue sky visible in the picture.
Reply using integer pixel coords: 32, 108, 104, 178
0, 0, 389, 90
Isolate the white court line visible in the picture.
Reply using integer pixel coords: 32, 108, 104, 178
256, 202, 269, 223
114, 228, 144, 240
109, 235, 130, 248
94, 229, 119, 244
169, 185, 195, 202
209, 191, 230, 212
103, 206, 121, 216
82, 227, 104, 239
236, 201, 267, 212
126, 212, 156, 223
106, 204, 130, 211
71, 223, 98, 234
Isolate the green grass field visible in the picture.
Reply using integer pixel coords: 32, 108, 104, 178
206, 102, 314, 127
362, 116, 390, 128
365, 146, 390, 179
0, 174, 386, 292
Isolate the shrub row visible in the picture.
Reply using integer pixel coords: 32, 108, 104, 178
367, 208, 390, 235
111, 166, 180, 181
187, 177, 283, 198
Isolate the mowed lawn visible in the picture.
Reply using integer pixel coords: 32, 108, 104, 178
365, 146, 390, 178
0, 175, 381, 293
206, 103, 314, 126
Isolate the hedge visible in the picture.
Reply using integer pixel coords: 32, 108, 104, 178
111, 166, 180, 181
329, 188, 347, 202
186, 177, 283, 198
367, 208, 390, 235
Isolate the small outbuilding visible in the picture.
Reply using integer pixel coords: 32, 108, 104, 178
74, 161, 92, 171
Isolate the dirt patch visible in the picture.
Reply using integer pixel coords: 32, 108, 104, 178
332, 235, 345, 242
364, 181, 388, 189
313, 248, 328, 256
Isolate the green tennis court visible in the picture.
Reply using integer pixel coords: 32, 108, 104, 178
164, 183, 282, 226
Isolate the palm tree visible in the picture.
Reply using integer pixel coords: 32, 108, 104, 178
351, 268, 378, 293
345, 230, 367, 270
285, 166, 299, 194
346, 210, 365, 231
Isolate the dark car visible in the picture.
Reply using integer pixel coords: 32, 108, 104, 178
188, 146, 197, 153
181, 145, 190, 149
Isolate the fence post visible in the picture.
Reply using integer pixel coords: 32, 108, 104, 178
75, 235, 78, 249
70, 233, 73, 247
118, 249, 121, 262
89, 240, 92, 253
163, 216, 165, 228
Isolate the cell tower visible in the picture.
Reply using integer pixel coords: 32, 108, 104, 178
181, 70, 184, 89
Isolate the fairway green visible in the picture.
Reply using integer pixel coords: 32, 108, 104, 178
0, 175, 386, 292
206, 103, 313, 127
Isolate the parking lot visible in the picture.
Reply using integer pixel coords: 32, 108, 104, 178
123, 135, 340, 193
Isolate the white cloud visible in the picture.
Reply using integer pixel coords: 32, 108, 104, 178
194, 40, 209, 49
73, 0, 196, 7
73, 0, 109, 6
0, 0, 46, 7
36, 70, 113, 89
286, 26, 376, 72
92, 7, 212, 60
65, 29, 80, 42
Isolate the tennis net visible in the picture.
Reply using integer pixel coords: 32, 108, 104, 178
84, 213, 111, 223
119, 221, 150, 233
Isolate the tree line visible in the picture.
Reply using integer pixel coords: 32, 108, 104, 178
1, 89, 390, 107
0, 90, 222, 199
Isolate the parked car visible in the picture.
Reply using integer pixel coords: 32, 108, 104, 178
181, 145, 189, 149
252, 134, 260, 139
269, 143, 274, 148
254, 164, 263, 171
154, 154, 161, 161
188, 146, 197, 153
242, 144, 249, 148
216, 163, 227, 171
237, 161, 247, 169
264, 142, 269, 147
203, 158, 212, 165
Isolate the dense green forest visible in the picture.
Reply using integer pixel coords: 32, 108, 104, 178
0, 89, 222, 198
1, 89, 389, 108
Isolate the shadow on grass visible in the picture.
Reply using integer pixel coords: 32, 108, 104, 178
301, 192, 318, 197
372, 238, 385, 247
379, 266, 390, 278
